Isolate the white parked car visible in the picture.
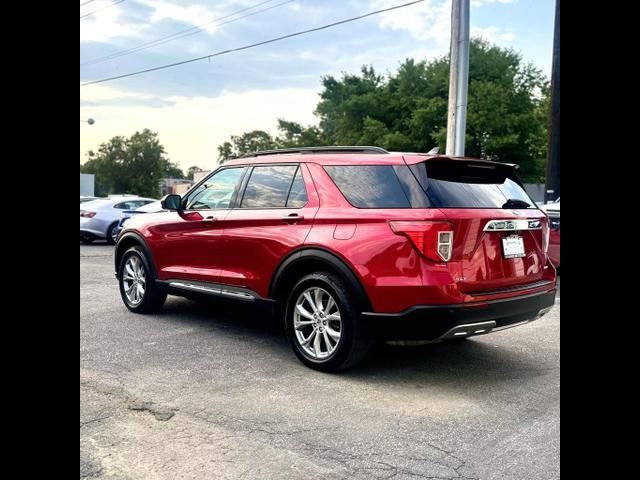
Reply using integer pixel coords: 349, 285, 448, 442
539, 197, 560, 213
80, 196, 156, 245
538, 197, 560, 268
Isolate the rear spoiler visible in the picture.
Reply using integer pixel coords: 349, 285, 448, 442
402, 155, 521, 170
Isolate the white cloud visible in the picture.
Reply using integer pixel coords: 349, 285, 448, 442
80, 86, 319, 170
471, 26, 516, 43
140, 0, 224, 34
80, 83, 152, 102
80, 0, 147, 43
373, 0, 453, 47
372, 0, 517, 50
80, 0, 239, 43
471, 0, 514, 7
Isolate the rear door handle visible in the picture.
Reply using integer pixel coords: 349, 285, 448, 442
282, 214, 304, 224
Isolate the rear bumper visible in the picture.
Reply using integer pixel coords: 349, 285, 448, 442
80, 228, 105, 239
362, 288, 556, 341
80, 218, 108, 238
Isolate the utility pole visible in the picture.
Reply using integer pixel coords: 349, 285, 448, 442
545, 0, 560, 203
445, 0, 470, 156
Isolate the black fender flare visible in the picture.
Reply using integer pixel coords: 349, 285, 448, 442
114, 231, 158, 279
269, 247, 372, 311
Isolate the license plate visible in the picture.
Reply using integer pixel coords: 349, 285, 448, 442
502, 235, 525, 258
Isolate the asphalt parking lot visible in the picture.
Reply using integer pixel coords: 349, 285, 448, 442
80, 243, 559, 480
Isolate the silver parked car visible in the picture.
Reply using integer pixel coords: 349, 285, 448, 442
80, 196, 156, 244
111, 200, 164, 243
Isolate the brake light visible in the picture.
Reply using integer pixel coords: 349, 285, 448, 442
542, 222, 550, 254
389, 221, 454, 262
80, 210, 96, 218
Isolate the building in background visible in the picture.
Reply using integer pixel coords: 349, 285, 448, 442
159, 178, 194, 196
174, 183, 193, 195
80, 173, 95, 196
193, 170, 212, 183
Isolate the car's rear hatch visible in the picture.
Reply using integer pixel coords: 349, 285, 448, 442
404, 156, 550, 295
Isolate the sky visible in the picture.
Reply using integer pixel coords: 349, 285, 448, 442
80, 0, 556, 171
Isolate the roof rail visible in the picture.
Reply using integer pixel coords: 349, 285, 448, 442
239, 146, 389, 158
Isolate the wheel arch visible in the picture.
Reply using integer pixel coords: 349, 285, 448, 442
114, 231, 158, 279
269, 247, 372, 312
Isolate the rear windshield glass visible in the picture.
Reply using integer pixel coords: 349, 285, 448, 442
136, 201, 163, 212
80, 199, 112, 209
324, 165, 411, 208
410, 160, 534, 209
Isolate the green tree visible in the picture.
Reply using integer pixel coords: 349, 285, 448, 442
216, 39, 548, 180
217, 122, 325, 161
217, 130, 275, 162
165, 162, 185, 179
275, 119, 324, 148
80, 129, 170, 197
315, 39, 548, 180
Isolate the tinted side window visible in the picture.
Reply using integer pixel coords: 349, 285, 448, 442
186, 168, 244, 210
286, 168, 308, 208
114, 200, 147, 210
241, 165, 298, 208
324, 165, 411, 208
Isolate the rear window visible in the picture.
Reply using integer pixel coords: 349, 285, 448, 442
136, 201, 163, 212
409, 160, 535, 209
80, 199, 111, 209
114, 200, 154, 210
324, 165, 412, 208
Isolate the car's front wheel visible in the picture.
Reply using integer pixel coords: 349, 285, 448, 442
118, 246, 166, 313
285, 272, 371, 372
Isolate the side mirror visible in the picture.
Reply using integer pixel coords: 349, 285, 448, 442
161, 194, 182, 211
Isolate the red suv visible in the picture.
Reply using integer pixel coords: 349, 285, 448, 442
115, 147, 556, 371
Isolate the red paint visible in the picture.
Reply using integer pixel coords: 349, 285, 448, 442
124, 153, 557, 313
548, 227, 560, 268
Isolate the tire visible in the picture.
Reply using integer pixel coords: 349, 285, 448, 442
118, 246, 167, 313
106, 223, 118, 245
285, 272, 371, 372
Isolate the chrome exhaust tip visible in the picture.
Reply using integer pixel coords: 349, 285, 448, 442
537, 306, 553, 318
439, 321, 497, 340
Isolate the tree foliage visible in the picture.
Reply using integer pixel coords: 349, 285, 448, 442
80, 129, 178, 197
217, 39, 549, 181
217, 130, 276, 163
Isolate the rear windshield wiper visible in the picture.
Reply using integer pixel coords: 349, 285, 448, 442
502, 198, 531, 209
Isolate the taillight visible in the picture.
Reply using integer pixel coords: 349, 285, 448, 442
80, 210, 96, 218
389, 221, 454, 262
543, 222, 550, 254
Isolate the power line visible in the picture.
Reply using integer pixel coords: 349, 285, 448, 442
81, 0, 125, 19
80, 0, 425, 87
80, 0, 96, 6
82, 0, 279, 67
81, 0, 293, 67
